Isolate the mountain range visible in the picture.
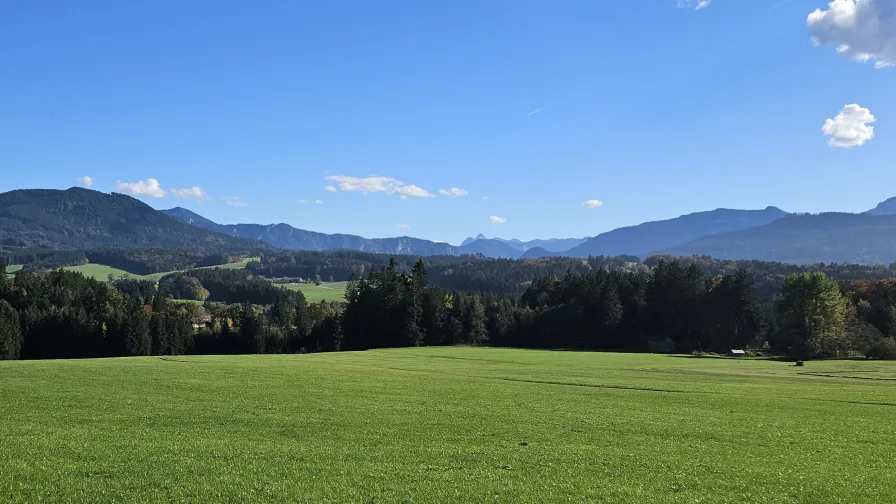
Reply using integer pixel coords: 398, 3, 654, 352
0, 188, 264, 253
5, 187, 896, 265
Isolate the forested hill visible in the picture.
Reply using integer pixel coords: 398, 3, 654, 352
561, 207, 789, 258
662, 212, 896, 265
162, 207, 460, 256
0, 188, 268, 253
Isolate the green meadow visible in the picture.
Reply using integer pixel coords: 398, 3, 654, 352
59, 257, 259, 282
1, 348, 894, 503
281, 280, 348, 302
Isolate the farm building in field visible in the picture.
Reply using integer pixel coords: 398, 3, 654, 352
730, 349, 746, 357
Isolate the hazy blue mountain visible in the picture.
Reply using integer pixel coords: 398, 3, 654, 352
163, 207, 460, 256
0, 188, 266, 253
660, 212, 896, 265
867, 196, 896, 216
519, 247, 558, 259
457, 239, 522, 259
563, 207, 789, 258
459, 235, 587, 253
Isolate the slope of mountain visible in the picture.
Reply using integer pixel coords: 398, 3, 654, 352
661, 212, 896, 265
163, 207, 460, 256
564, 207, 789, 258
0, 188, 266, 253
867, 197, 896, 216
459, 235, 587, 253
457, 239, 522, 259
519, 247, 557, 259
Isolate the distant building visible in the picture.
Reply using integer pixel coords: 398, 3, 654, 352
730, 349, 746, 357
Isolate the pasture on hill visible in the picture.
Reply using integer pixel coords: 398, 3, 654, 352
1, 348, 894, 503
280, 280, 348, 302
60, 257, 259, 282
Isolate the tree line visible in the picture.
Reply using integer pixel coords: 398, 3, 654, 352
2, 258, 895, 361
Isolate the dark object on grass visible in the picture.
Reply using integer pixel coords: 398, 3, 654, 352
795, 360, 804, 367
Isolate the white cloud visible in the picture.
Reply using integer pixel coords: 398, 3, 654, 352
324, 175, 434, 199
325, 176, 401, 194
315, 199, 323, 205
393, 184, 435, 199
76, 176, 93, 189
439, 187, 469, 197
807, 0, 896, 68
114, 178, 166, 198
225, 196, 247, 207
822, 104, 876, 147
170, 186, 207, 201
298, 199, 308, 204
677, 0, 711, 9
489, 215, 507, 224
396, 223, 410, 229
583, 199, 604, 208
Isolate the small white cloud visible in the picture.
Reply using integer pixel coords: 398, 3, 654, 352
325, 176, 400, 194
298, 199, 308, 204
677, 0, 710, 9
439, 187, 469, 197
807, 0, 896, 68
76, 176, 93, 189
822, 104, 876, 148
489, 215, 507, 224
114, 178, 166, 198
324, 175, 434, 199
583, 199, 604, 208
170, 186, 207, 201
396, 223, 410, 229
393, 184, 434, 199
225, 196, 247, 207
315, 199, 323, 205
482, 196, 489, 201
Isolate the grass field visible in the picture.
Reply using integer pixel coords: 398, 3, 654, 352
1, 348, 894, 503
281, 280, 348, 302
5, 264, 22, 278
60, 258, 259, 282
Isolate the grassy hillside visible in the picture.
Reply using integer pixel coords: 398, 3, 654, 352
280, 281, 348, 302
4, 264, 22, 278
1, 348, 893, 503
60, 258, 258, 282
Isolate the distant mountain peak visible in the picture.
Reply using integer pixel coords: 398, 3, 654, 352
867, 197, 896, 216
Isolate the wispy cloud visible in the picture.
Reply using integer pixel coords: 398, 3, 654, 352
171, 186, 207, 202
324, 175, 434, 199
76, 176, 93, 189
526, 105, 550, 117
765, 0, 795, 12
489, 215, 507, 224
396, 223, 410, 229
225, 196, 247, 207
298, 199, 308, 204
677, 0, 710, 9
315, 199, 323, 205
439, 187, 469, 197
114, 178, 166, 198
583, 199, 604, 208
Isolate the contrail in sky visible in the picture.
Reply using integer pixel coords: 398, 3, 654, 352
526, 105, 549, 116
766, 0, 796, 12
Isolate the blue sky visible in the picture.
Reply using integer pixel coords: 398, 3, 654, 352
2, 0, 894, 244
